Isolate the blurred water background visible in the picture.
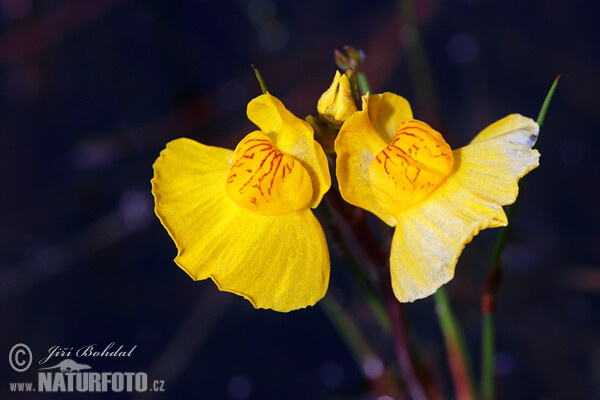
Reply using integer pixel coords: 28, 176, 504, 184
1, 0, 599, 399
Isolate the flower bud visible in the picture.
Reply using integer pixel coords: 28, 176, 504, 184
317, 70, 358, 126
334, 45, 365, 72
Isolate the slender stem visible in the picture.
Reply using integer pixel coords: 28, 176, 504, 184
320, 295, 375, 367
319, 186, 401, 396
382, 272, 442, 400
318, 199, 391, 334
320, 294, 404, 399
395, 0, 441, 124
480, 245, 503, 400
536, 75, 560, 127
326, 188, 443, 400
324, 60, 442, 398
480, 75, 560, 400
356, 72, 371, 95
251, 65, 268, 94
390, 4, 473, 398
481, 314, 495, 400
434, 288, 477, 400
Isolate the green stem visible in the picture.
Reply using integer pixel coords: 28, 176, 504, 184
320, 295, 405, 398
434, 288, 477, 400
320, 295, 375, 367
390, 4, 472, 398
326, 189, 443, 400
480, 75, 560, 400
252, 65, 268, 94
356, 72, 371, 95
318, 199, 391, 334
396, 0, 441, 123
481, 313, 495, 400
536, 75, 560, 127
327, 65, 442, 399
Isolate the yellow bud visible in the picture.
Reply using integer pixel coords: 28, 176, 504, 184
226, 131, 313, 215
369, 120, 454, 215
317, 71, 358, 125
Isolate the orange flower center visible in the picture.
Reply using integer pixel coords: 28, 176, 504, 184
369, 119, 454, 215
225, 132, 313, 215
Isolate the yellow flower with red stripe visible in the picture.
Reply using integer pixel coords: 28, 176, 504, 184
152, 93, 331, 312
335, 92, 540, 302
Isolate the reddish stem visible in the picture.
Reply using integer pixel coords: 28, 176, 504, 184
326, 189, 442, 400
482, 261, 502, 314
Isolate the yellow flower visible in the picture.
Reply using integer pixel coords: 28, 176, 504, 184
317, 70, 358, 125
335, 93, 540, 302
152, 93, 331, 312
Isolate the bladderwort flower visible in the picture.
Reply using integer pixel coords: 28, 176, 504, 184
335, 92, 540, 302
152, 93, 331, 312
317, 70, 358, 126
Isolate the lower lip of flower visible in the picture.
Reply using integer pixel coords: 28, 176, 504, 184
225, 132, 313, 215
369, 119, 454, 215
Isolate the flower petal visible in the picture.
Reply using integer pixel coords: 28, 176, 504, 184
389, 115, 540, 302
366, 92, 413, 142
317, 70, 358, 124
246, 93, 331, 208
470, 113, 539, 146
335, 93, 413, 226
152, 138, 329, 312
226, 131, 314, 215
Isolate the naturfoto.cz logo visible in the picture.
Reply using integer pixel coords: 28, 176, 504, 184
8, 343, 165, 394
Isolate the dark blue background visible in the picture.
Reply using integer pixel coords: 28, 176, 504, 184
2, 0, 598, 399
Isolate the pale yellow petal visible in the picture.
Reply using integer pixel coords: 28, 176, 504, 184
470, 114, 539, 146
246, 93, 331, 208
335, 93, 413, 226
389, 119, 540, 302
152, 138, 329, 312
